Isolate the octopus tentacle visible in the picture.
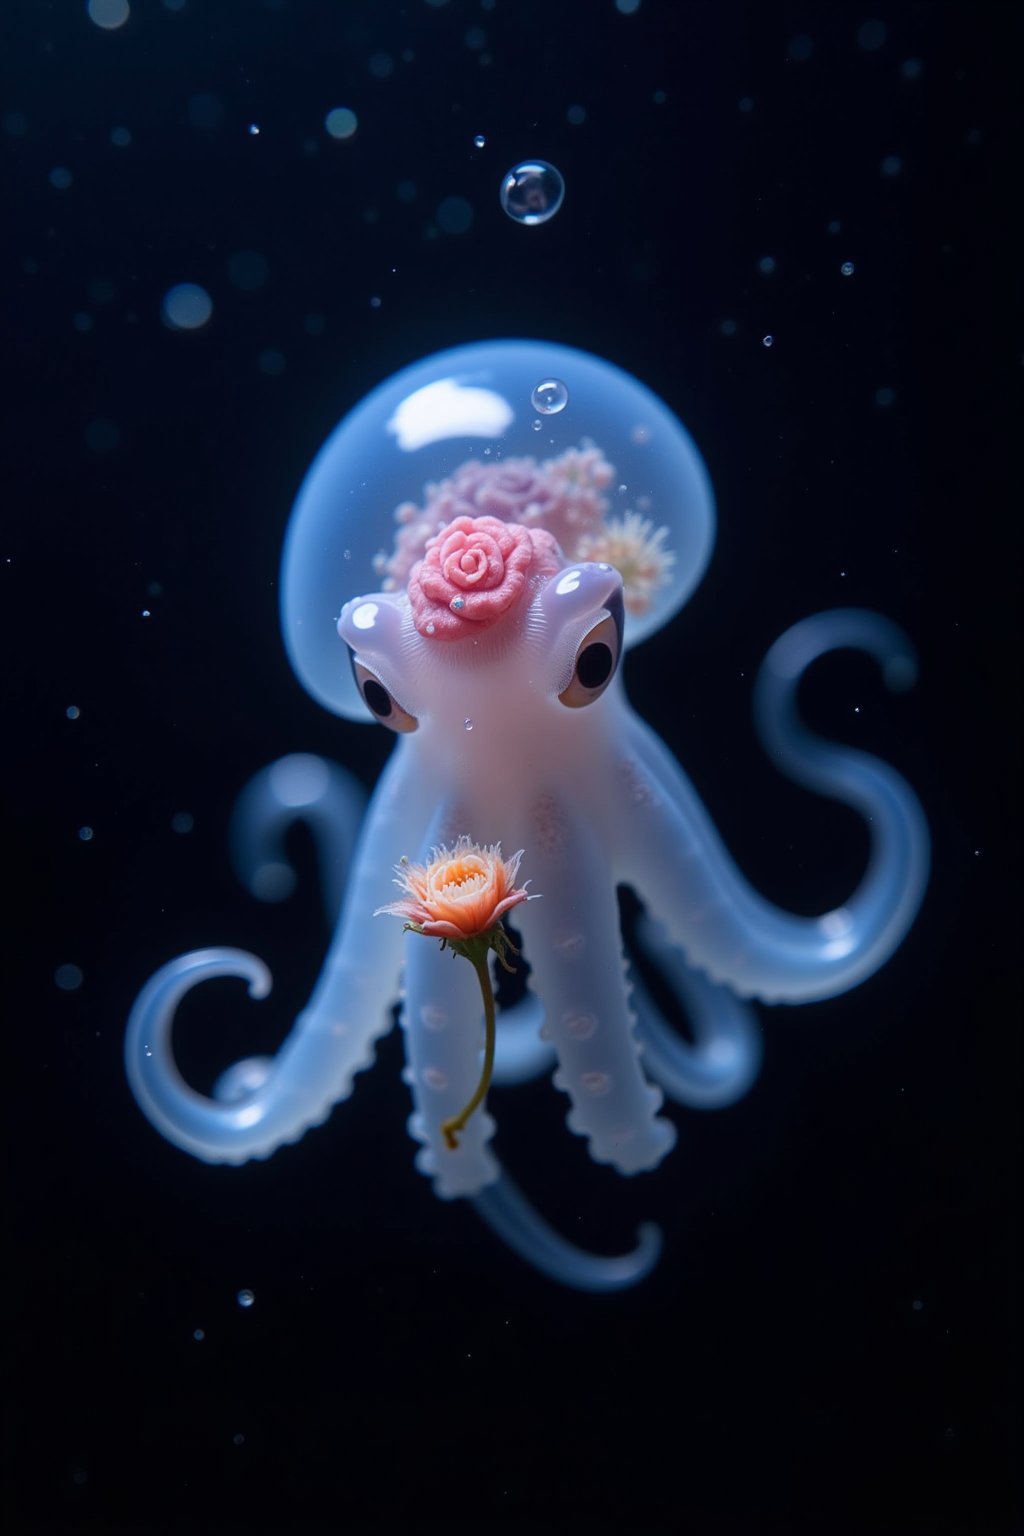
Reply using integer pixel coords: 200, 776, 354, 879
472, 1173, 662, 1293
617, 609, 929, 1004
229, 752, 366, 924
628, 913, 763, 1109
514, 795, 676, 1176
491, 994, 553, 1085
399, 800, 502, 1199
124, 748, 420, 1163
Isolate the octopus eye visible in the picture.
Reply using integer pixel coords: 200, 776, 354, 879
558, 594, 623, 709
351, 659, 418, 733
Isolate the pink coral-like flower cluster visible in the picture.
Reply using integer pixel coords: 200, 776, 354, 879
407, 515, 561, 640
374, 442, 675, 621
375, 446, 614, 593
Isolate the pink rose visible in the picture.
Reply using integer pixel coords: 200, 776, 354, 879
408, 514, 561, 640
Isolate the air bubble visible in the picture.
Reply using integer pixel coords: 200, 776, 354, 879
531, 378, 568, 415
463, 718, 474, 731
500, 160, 564, 226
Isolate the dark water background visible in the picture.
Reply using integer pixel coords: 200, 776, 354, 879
4, 2, 1018, 1532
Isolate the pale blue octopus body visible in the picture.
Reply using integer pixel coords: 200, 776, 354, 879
126, 340, 929, 1291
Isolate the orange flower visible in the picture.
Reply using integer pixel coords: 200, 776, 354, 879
376, 836, 536, 1150
375, 835, 530, 941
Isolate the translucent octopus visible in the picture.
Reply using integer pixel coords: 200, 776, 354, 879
126, 341, 929, 1290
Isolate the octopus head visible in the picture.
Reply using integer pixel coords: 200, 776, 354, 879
338, 514, 625, 740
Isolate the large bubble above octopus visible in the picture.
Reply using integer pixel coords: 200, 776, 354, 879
280, 339, 716, 722
499, 161, 565, 225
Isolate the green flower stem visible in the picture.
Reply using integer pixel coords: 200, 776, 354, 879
441, 946, 496, 1151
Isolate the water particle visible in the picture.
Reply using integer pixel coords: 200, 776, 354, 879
857, 18, 888, 51
436, 195, 473, 235
55, 964, 84, 991
236, 1289, 255, 1308
325, 107, 357, 140
840, 260, 855, 276
473, 134, 486, 148
49, 167, 73, 190
193, 1328, 206, 1340
171, 811, 194, 834
87, 0, 131, 31
162, 283, 213, 331
110, 126, 132, 147
66, 705, 80, 720
762, 334, 774, 348
226, 249, 269, 291
187, 93, 225, 131
78, 826, 94, 842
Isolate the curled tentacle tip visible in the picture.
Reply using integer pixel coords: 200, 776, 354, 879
633, 1220, 663, 1267
883, 653, 918, 692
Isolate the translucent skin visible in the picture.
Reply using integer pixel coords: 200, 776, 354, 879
125, 342, 929, 1291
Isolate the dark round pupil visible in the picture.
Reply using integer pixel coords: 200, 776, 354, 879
363, 678, 392, 717
577, 641, 613, 690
